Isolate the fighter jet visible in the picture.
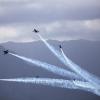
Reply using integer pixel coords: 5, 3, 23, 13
59, 45, 62, 49
36, 75, 39, 78
3, 50, 9, 55
33, 29, 39, 33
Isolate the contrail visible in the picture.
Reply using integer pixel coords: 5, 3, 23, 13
0, 77, 99, 96
9, 53, 80, 79
60, 48, 100, 89
37, 34, 100, 88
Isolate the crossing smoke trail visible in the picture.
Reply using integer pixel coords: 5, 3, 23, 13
60, 48, 100, 89
37, 34, 100, 89
0, 78, 99, 96
9, 53, 80, 79
37, 34, 83, 80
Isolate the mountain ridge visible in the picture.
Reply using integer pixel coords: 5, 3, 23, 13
0, 40, 100, 100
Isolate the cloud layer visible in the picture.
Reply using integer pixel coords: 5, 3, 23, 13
0, 0, 100, 42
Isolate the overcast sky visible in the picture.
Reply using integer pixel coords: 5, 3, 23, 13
0, 0, 100, 42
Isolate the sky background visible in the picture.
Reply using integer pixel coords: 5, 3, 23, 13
0, 0, 100, 42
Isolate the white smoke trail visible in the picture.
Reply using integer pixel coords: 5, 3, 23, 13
37, 34, 67, 66
60, 48, 100, 89
9, 53, 80, 79
37, 34, 100, 88
0, 77, 99, 96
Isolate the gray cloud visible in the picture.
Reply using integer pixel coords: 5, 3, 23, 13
39, 20, 100, 41
0, 0, 100, 24
0, 0, 100, 42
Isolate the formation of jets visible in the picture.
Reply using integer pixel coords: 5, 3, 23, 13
2, 29, 62, 55
0, 28, 62, 79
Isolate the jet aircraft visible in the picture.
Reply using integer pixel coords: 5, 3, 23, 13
3, 50, 9, 55
33, 29, 39, 33
59, 45, 62, 49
